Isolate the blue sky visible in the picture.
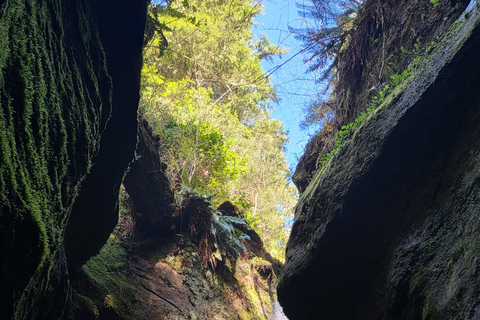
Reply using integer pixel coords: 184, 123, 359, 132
253, 0, 321, 172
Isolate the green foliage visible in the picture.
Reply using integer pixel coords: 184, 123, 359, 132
291, 0, 363, 78
425, 41, 436, 54
317, 52, 424, 169
141, 0, 297, 261
142, 0, 281, 120
160, 119, 246, 195
0, 1, 110, 318
251, 33, 289, 63
211, 211, 250, 262
293, 0, 363, 132
430, 0, 440, 8
390, 69, 410, 87
178, 188, 251, 267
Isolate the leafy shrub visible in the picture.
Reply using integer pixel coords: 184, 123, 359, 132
180, 189, 250, 269
159, 119, 245, 195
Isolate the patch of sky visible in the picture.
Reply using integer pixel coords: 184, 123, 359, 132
252, 0, 326, 173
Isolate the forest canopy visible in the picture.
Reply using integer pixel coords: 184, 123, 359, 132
141, 0, 297, 260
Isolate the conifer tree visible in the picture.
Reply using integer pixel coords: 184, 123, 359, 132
141, 0, 296, 260
292, 0, 363, 80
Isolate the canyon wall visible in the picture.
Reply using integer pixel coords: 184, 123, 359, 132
279, 2, 480, 319
0, 1, 146, 319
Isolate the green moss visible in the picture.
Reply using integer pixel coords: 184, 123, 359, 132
316, 56, 420, 172
302, 4, 480, 232
82, 235, 134, 317
72, 293, 100, 317
83, 235, 128, 276
0, 0, 111, 318
422, 294, 438, 320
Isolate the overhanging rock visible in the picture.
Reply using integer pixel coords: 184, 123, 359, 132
278, 4, 480, 319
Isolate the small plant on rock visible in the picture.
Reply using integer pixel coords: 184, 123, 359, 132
211, 211, 250, 263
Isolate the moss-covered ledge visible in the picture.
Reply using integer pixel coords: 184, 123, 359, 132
278, 3, 480, 319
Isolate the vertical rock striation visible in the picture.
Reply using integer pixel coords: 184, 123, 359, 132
0, 0, 146, 319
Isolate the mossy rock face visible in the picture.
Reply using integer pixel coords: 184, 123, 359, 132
0, 0, 146, 319
294, 0, 470, 191
73, 234, 279, 320
279, 4, 480, 320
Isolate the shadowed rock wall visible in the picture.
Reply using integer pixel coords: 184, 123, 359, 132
292, 0, 469, 193
64, 0, 147, 270
278, 3, 480, 319
0, 0, 146, 319
123, 117, 175, 238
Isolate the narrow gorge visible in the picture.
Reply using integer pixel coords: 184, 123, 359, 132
1, 0, 480, 320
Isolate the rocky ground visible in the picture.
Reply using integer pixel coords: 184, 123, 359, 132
72, 196, 281, 320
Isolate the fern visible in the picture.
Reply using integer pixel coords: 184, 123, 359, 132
179, 185, 214, 202
211, 211, 250, 261
180, 186, 251, 267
